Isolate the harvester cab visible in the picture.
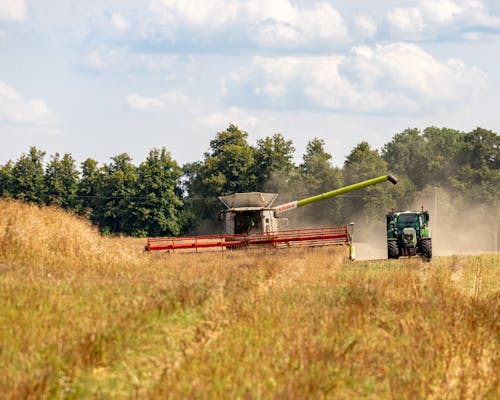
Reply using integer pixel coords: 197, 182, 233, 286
386, 209, 432, 260
218, 192, 284, 234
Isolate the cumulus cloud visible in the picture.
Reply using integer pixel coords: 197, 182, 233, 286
84, 47, 180, 72
386, 7, 426, 39
250, 0, 348, 48
386, 0, 500, 40
200, 107, 258, 132
126, 90, 191, 113
0, 0, 26, 22
0, 81, 58, 127
145, 0, 348, 49
224, 43, 486, 113
148, 0, 238, 31
353, 14, 378, 38
111, 13, 129, 32
85, 47, 130, 70
346, 43, 486, 105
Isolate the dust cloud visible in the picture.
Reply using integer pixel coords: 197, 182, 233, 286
266, 177, 498, 261
353, 190, 499, 261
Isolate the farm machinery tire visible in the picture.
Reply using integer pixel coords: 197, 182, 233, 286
387, 240, 399, 259
420, 238, 432, 261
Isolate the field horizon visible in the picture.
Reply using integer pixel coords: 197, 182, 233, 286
0, 199, 498, 399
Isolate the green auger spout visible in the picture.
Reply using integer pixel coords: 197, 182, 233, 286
273, 174, 398, 214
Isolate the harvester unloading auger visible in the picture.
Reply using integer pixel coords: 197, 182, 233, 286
146, 174, 398, 256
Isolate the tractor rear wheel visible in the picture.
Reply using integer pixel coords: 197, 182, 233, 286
387, 240, 399, 259
420, 238, 432, 261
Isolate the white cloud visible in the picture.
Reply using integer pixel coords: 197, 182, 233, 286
254, 83, 287, 98
85, 47, 131, 70
423, 0, 467, 23
200, 107, 258, 132
224, 43, 486, 113
149, 0, 238, 31
353, 14, 378, 38
387, 7, 426, 39
145, 0, 348, 48
0, 0, 26, 22
347, 43, 486, 104
0, 81, 58, 127
126, 94, 164, 113
250, 0, 348, 48
126, 90, 191, 113
386, 0, 500, 40
84, 47, 180, 72
111, 13, 129, 32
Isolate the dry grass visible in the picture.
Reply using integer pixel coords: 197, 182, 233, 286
0, 199, 498, 399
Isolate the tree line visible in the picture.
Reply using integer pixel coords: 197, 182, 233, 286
0, 124, 498, 237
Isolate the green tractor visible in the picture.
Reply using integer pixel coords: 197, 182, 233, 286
386, 209, 432, 260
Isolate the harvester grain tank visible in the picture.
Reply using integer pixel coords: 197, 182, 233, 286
146, 175, 398, 253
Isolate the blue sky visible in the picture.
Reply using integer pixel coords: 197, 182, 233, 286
1, 0, 500, 167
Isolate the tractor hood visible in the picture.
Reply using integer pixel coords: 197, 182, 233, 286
219, 192, 279, 210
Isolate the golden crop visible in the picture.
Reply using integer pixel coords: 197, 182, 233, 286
0, 199, 498, 399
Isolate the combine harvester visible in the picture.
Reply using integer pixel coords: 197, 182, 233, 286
146, 175, 398, 256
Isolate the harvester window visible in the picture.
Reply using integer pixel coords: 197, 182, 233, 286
235, 211, 262, 234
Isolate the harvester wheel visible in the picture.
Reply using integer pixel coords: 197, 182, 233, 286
420, 238, 432, 261
387, 240, 399, 259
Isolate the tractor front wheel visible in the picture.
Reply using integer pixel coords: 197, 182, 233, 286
387, 240, 399, 259
420, 238, 432, 261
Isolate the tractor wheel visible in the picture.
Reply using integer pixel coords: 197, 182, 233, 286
387, 240, 399, 259
420, 239, 432, 261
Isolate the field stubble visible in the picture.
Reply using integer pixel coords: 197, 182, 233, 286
0, 199, 498, 399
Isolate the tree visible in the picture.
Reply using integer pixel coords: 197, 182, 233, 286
133, 148, 183, 237
45, 153, 80, 210
92, 153, 138, 235
454, 127, 500, 203
422, 127, 464, 186
290, 138, 343, 226
203, 124, 257, 194
11, 147, 47, 204
0, 161, 14, 197
183, 124, 257, 233
179, 161, 207, 234
254, 133, 295, 191
300, 139, 340, 192
344, 141, 393, 222
460, 127, 499, 171
382, 128, 429, 190
78, 158, 101, 217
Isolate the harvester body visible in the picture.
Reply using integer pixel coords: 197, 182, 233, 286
219, 175, 398, 235
386, 210, 432, 260
146, 174, 398, 255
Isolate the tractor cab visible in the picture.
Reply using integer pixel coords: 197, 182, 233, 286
396, 212, 421, 244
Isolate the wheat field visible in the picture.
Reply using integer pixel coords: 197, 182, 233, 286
0, 199, 498, 399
